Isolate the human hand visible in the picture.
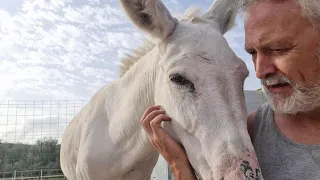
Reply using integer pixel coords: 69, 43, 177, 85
140, 105, 197, 180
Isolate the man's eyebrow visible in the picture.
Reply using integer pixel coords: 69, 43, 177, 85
266, 38, 295, 46
244, 37, 295, 53
244, 46, 254, 53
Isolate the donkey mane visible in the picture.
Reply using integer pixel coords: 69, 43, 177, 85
119, 7, 206, 77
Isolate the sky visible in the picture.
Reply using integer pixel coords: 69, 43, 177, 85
0, 0, 261, 102
0, 0, 262, 144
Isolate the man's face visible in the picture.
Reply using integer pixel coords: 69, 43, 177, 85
244, 0, 320, 114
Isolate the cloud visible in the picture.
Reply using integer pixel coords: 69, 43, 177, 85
168, 0, 180, 5
0, 0, 142, 101
0, 0, 260, 102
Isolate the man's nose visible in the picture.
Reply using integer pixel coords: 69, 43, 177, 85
254, 53, 276, 79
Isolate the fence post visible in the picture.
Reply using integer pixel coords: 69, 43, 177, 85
168, 165, 174, 180
13, 170, 16, 180
40, 169, 43, 180
151, 155, 172, 180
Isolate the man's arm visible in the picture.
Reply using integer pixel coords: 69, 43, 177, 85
170, 160, 197, 180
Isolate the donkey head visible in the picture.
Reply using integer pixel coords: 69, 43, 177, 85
120, 0, 262, 179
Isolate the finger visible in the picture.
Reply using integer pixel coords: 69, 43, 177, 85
150, 114, 171, 136
140, 105, 161, 123
141, 109, 166, 135
144, 109, 166, 126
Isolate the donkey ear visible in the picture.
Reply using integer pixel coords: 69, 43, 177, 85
202, 0, 237, 34
119, 0, 178, 40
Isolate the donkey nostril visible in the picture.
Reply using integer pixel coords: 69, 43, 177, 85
224, 152, 261, 180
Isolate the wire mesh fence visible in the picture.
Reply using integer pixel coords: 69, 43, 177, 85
0, 100, 86, 144
0, 168, 66, 180
0, 100, 87, 176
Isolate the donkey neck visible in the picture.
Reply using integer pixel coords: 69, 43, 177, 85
119, 45, 161, 115
110, 45, 162, 147
106, 45, 163, 178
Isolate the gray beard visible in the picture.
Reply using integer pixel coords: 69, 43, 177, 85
262, 77, 320, 115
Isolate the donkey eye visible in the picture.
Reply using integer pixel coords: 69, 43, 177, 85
169, 74, 195, 91
170, 74, 189, 85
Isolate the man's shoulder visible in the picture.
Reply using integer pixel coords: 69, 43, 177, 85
247, 102, 269, 138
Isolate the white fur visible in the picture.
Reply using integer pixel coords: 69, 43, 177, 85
60, 0, 263, 179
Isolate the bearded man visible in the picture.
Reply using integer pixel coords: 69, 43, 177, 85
140, 0, 320, 179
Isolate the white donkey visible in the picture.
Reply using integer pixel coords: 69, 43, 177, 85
60, 0, 264, 179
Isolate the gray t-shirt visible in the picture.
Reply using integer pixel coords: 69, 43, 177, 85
253, 103, 320, 180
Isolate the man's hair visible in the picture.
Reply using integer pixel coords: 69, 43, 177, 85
236, 0, 320, 29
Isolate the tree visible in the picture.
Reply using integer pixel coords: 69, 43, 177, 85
0, 137, 62, 178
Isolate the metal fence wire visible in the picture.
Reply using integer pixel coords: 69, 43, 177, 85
0, 100, 86, 177
0, 100, 86, 144
0, 169, 66, 180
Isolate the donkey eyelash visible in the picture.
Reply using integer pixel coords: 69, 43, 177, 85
169, 74, 195, 92
169, 74, 191, 85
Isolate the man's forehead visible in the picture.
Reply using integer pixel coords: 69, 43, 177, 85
244, 0, 302, 27
243, 0, 304, 46
245, 0, 301, 13
244, 35, 295, 51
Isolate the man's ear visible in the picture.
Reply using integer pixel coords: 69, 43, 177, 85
119, 0, 178, 41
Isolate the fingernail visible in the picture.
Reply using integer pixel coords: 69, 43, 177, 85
159, 105, 165, 111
